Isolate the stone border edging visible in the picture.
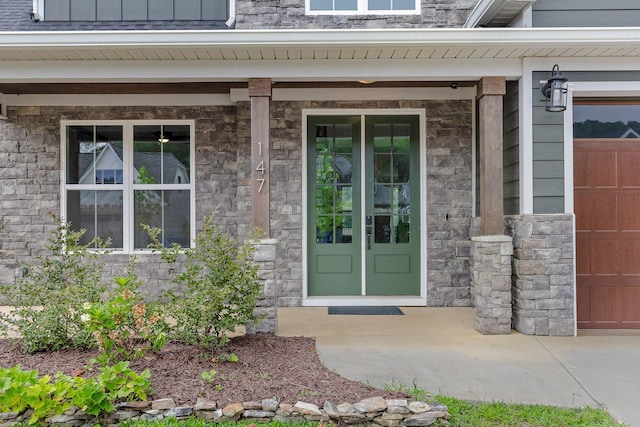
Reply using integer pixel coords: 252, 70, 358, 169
0, 396, 451, 427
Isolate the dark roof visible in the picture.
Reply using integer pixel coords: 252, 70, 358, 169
0, 0, 227, 31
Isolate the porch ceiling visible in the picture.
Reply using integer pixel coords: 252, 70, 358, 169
0, 27, 639, 62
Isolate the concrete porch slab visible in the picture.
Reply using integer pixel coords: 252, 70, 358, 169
277, 307, 640, 426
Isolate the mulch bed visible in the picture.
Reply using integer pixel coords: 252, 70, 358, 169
0, 334, 408, 407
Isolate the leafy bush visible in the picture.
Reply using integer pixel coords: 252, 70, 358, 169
84, 264, 166, 363
0, 363, 151, 424
145, 214, 263, 351
0, 215, 110, 353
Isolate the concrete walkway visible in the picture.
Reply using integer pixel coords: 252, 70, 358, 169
277, 307, 640, 426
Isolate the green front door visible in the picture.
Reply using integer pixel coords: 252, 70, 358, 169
307, 115, 420, 297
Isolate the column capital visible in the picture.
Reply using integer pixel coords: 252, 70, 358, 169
248, 78, 272, 98
477, 76, 506, 98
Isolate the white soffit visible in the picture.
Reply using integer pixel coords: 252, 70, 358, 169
0, 28, 639, 62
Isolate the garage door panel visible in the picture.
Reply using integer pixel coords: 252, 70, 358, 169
591, 151, 617, 187
576, 285, 591, 323
621, 287, 640, 324
621, 238, 640, 275
618, 194, 640, 230
575, 236, 591, 276
590, 286, 617, 324
619, 152, 640, 187
592, 238, 618, 275
574, 151, 591, 187
575, 193, 617, 231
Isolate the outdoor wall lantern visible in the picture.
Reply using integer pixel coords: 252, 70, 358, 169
541, 64, 568, 112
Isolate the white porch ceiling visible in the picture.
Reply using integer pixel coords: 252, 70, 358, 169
0, 28, 639, 62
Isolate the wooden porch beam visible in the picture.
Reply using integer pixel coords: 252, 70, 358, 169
249, 78, 272, 237
477, 76, 506, 235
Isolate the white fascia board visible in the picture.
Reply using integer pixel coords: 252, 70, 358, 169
0, 58, 522, 82
1, 27, 639, 51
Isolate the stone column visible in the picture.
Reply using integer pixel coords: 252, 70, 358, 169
471, 235, 513, 335
247, 238, 278, 333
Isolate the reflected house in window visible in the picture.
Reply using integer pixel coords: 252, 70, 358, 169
77, 143, 190, 247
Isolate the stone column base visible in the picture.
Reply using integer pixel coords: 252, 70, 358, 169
471, 235, 513, 335
247, 238, 278, 334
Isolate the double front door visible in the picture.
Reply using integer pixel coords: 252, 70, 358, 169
307, 115, 421, 296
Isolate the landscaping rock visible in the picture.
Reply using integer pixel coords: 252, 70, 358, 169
164, 407, 193, 418
151, 398, 176, 410
0, 391, 449, 427
243, 401, 262, 410
409, 401, 431, 413
262, 398, 279, 412
293, 401, 323, 416
354, 396, 387, 413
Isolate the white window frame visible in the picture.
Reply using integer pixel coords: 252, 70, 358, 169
305, 0, 420, 16
60, 120, 196, 254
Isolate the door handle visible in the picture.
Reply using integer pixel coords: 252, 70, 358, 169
366, 216, 372, 250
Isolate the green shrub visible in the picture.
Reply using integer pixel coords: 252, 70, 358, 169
96, 361, 152, 402
0, 215, 110, 353
0, 363, 151, 424
145, 214, 263, 351
84, 263, 166, 363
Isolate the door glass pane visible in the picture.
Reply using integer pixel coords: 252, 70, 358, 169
338, 215, 353, 243
315, 123, 353, 244
394, 154, 410, 182
316, 216, 334, 243
374, 154, 391, 182
373, 124, 392, 152
373, 122, 412, 244
375, 215, 391, 243
374, 184, 392, 214
395, 214, 411, 242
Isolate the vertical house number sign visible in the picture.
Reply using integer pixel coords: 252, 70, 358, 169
256, 141, 266, 192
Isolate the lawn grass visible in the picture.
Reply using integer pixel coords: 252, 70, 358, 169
436, 395, 628, 427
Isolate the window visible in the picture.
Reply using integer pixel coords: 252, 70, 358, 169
62, 121, 194, 252
306, 0, 419, 15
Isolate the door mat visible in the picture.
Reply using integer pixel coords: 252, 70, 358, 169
328, 306, 404, 315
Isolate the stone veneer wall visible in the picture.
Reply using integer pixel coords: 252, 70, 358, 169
0, 105, 238, 299
235, 0, 479, 29
1, 99, 474, 310
505, 214, 575, 336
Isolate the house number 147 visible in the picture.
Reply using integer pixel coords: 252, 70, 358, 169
256, 142, 265, 193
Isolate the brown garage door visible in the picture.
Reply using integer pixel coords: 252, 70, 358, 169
575, 139, 640, 328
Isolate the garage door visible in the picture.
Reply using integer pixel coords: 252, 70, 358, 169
574, 138, 640, 328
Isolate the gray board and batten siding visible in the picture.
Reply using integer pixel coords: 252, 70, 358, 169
43, 0, 228, 21
504, 81, 520, 216
532, 71, 640, 214
532, 0, 640, 27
